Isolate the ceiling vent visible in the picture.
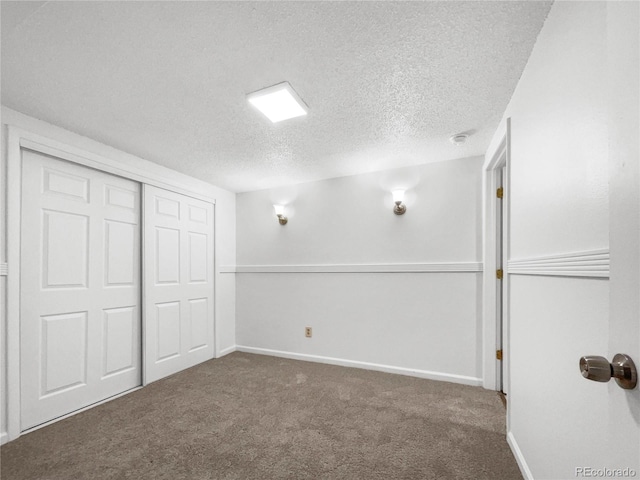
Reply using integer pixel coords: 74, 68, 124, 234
449, 133, 469, 145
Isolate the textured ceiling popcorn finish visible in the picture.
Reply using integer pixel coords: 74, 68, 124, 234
1, 1, 552, 193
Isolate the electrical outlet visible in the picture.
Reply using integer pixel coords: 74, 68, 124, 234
305, 327, 312, 338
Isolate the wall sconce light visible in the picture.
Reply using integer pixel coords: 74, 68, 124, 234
392, 190, 406, 215
273, 204, 288, 225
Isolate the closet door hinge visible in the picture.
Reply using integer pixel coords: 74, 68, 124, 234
496, 269, 503, 280
496, 350, 503, 361
497, 187, 504, 199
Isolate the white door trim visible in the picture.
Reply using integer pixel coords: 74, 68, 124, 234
482, 118, 511, 392
5, 125, 216, 443
11, 127, 217, 204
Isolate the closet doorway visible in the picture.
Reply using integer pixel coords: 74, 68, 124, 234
20, 151, 142, 430
16, 146, 216, 434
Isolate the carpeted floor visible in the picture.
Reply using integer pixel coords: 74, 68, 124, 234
1, 352, 522, 479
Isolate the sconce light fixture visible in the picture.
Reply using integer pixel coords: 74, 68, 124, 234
273, 204, 288, 225
392, 190, 406, 215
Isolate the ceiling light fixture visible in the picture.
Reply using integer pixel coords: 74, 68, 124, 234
247, 82, 308, 123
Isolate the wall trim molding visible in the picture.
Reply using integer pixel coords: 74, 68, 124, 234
508, 248, 609, 278
217, 345, 237, 357
222, 262, 483, 274
0, 432, 8, 446
236, 345, 483, 387
0, 263, 7, 276
507, 431, 534, 480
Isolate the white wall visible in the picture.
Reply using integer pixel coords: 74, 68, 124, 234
487, 2, 638, 479
235, 156, 484, 384
0, 107, 237, 442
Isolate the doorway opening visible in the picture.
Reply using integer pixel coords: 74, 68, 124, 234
482, 118, 510, 397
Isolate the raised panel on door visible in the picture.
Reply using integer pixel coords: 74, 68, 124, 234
105, 220, 137, 286
188, 232, 208, 283
188, 204, 208, 225
155, 195, 180, 219
144, 185, 215, 383
42, 210, 89, 289
40, 311, 88, 396
188, 298, 209, 352
156, 227, 181, 284
105, 184, 137, 211
43, 167, 89, 202
102, 307, 137, 378
20, 150, 141, 430
156, 302, 181, 361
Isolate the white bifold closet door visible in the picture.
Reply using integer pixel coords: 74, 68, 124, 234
20, 151, 142, 431
143, 185, 214, 383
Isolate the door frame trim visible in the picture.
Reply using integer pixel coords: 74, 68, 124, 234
5, 125, 216, 442
482, 118, 511, 393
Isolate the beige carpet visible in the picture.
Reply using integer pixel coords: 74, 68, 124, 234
1, 352, 522, 479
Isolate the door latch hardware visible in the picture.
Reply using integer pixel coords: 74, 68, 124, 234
496, 187, 504, 199
496, 350, 503, 361
496, 269, 503, 280
579, 354, 637, 390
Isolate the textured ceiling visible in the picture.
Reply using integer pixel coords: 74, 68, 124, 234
1, 1, 551, 193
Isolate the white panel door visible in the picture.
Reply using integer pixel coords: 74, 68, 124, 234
143, 185, 214, 383
606, 1, 639, 471
20, 150, 141, 430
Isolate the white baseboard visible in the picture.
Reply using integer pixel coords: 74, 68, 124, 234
507, 431, 533, 480
0, 431, 8, 445
217, 345, 237, 358
235, 345, 482, 387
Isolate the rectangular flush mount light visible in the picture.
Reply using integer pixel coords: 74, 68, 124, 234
247, 82, 308, 123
